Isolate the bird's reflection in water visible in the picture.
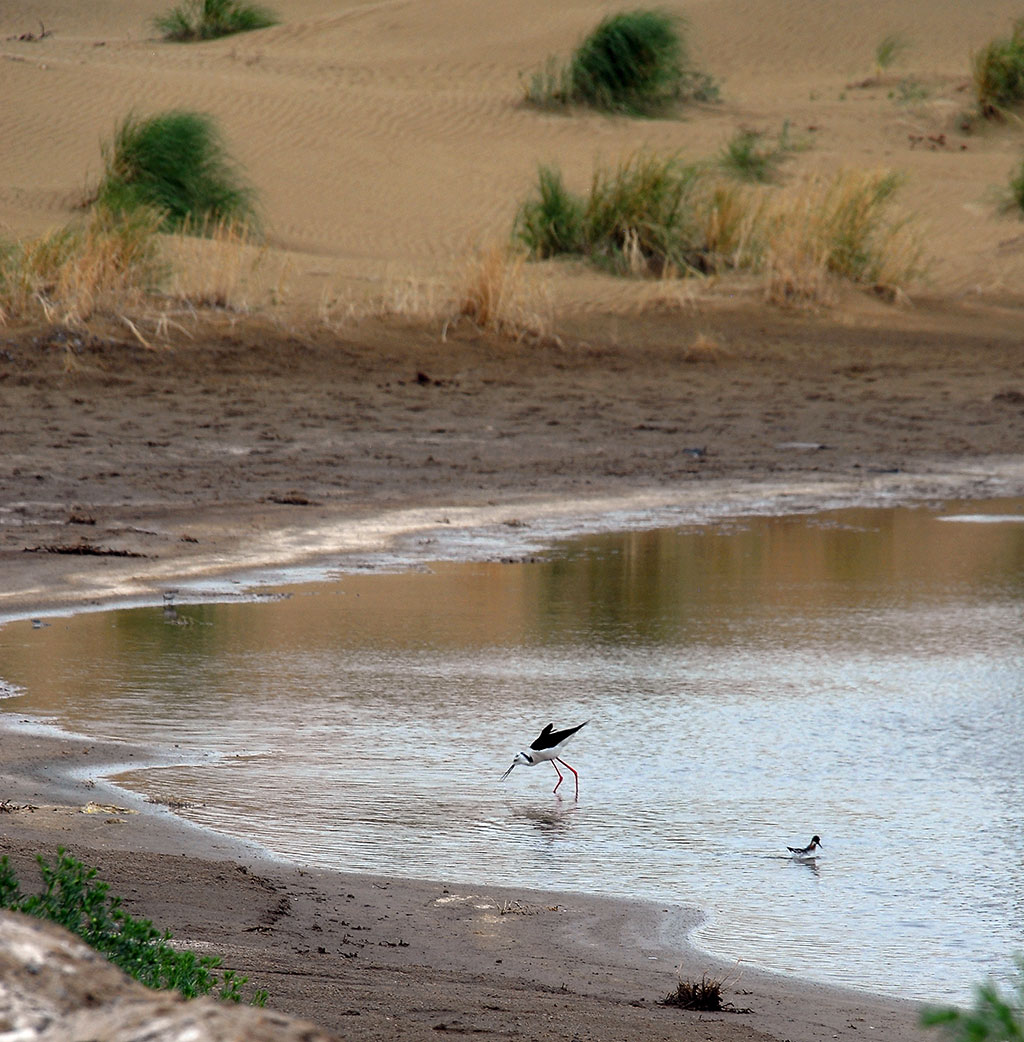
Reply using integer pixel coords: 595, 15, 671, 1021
790, 856, 821, 878
514, 804, 578, 834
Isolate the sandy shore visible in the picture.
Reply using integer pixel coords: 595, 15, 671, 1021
0, 721, 934, 1042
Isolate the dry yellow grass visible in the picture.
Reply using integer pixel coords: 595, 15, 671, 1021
760, 168, 926, 307
163, 217, 286, 311
319, 243, 554, 342
0, 208, 294, 342
451, 243, 552, 341
0, 205, 165, 327
693, 179, 766, 271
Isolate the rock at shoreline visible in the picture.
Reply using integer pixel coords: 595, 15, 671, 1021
0, 910, 340, 1042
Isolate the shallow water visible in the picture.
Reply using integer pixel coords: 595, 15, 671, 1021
2, 499, 1023, 1003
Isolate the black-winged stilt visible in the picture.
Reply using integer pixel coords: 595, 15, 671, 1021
787, 835, 822, 857
501, 721, 588, 799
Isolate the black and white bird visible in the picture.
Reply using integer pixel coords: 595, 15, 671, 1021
787, 835, 823, 857
501, 721, 588, 799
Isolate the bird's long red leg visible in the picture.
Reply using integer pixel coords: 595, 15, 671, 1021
556, 758, 579, 800
551, 760, 564, 793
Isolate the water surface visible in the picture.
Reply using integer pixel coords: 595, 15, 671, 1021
1, 499, 1022, 1003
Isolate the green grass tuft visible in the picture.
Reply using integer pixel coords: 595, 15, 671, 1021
921, 959, 1024, 1042
569, 9, 688, 114
718, 122, 800, 183
524, 8, 717, 115
155, 0, 277, 41
514, 165, 587, 259
515, 152, 718, 275
95, 111, 259, 233
973, 19, 1024, 119
875, 33, 910, 76
0, 849, 267, 1004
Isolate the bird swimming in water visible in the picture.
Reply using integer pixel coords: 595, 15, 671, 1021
787, 835, 822, 857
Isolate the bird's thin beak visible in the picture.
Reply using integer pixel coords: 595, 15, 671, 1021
501, 763, 516, 781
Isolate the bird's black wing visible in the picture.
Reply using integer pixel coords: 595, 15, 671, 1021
531, 721, 587, 750
529, 724, 554, 749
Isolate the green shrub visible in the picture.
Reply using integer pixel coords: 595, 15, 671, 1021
922, 959, 1024, 1042
515, 152, 721, 275
718, 123, 800, 183
1010, 155, 1024, 215
515, 155, 924, 304
973, 19, 1024, 118
0, 850, 267, 1005
155, 0, 277, 41
570, 9, 687, 114
525, 8, 717, 115
514, 165, 587, 258
95, 111, 259, 232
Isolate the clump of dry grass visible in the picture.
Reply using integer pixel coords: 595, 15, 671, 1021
317, 276, 446, 331
450, 243, 552, 341
163, 216, 283, 310
324, 244, 553, 343
761, 168, 925, 306
0, 207, 290, 344
683, 331, 727, 362
660, 974, 726, 1011
0, 205, 166, 327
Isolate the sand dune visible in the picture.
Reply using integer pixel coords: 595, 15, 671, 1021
3, 0, 1024, 308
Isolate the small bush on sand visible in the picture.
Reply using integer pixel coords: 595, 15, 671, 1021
921, 959, 1024, 1042
718, 122, 800, 184
973, 19, 1024, 119
524, 9, 717, 115
514, 165, 588, 259
451, 243, 552, 340
516, 152, 717, 275
0, 205, 165, 325
0, 850, 267, 1004
155, 0, 277, 41
95, 111, 259, 233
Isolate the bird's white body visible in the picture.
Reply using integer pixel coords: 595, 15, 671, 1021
508, 745, 560, 768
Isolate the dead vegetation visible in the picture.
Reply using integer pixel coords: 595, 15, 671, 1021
660, 974, 752, 1013
318, 242, 555, 343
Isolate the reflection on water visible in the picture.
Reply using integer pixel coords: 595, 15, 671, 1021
1, 500, 1023, 1002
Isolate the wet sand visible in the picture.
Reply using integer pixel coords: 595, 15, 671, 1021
3, 300, 1023, 620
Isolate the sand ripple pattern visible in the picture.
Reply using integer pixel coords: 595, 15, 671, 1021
2, 0, 1021, 289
